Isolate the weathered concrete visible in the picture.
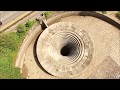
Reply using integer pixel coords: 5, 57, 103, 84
36, 22, 93, 78
16, 11, 120, 79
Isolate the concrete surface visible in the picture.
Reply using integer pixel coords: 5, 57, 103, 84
16, 11, 120, 79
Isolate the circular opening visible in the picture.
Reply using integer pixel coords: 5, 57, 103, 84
61, 45, 71, 56
60, 43, 75, 56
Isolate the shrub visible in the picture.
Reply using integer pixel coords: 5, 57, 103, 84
101, 11, 107, 14
25, 20, 36, 31
17, 20, 36, 33
25, 20, 34, 27
17, 24, 26, 33
116, 11, 120, 20
25, 20, 31, 27
44, 11, 52, 19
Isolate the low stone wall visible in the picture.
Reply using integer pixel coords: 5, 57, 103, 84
15, 23, 42, 69
79, 11, 120, 29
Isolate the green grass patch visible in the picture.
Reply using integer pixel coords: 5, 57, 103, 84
116, 11, 120, 20
101, 11, 107, 14
0, 20, 36, 79
0, 32, 24, 79
44, 11, 53, 19
17, 20, 36, 33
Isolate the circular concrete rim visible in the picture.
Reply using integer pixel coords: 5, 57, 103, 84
36, 22, 93, 78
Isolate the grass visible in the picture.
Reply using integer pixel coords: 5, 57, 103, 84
101, 11, 107, 14
0, 20, 36, 79
44, 11, 53, 19
115, 11, 120, 20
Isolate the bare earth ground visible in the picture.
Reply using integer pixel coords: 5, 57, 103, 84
22, 12, 120, 79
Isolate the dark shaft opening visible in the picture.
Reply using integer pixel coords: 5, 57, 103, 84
61, 45, 71, 56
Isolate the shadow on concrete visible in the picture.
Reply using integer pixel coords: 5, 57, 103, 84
79, 11, 120, 29
33, 33, 54, 76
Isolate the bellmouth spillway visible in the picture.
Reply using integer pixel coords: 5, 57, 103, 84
16, 11, 120, 79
